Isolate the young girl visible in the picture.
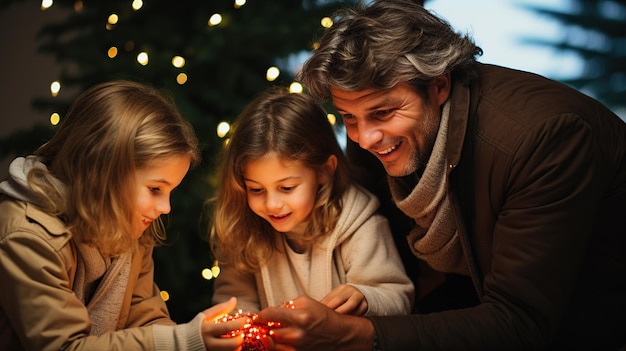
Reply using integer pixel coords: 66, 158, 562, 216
210, 87, 414, 317
0, 80, 245, 351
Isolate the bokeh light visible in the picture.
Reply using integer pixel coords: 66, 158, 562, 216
172, 56, 185, 68
289, 82, 303, 93
137, 52, 148, 65
176, 73, 188, 85
41, 0, 52, 10
50, 81, 60, 97
266, 66, 280, 81
321, 16, 333, 28
107, 46, 118, 58
50, 112, 60, 126
132, 0, 143, 11
208, 13, 222, 26
217, 121, 231, 138
107, 14, 118, 25
327, 113, 336, 125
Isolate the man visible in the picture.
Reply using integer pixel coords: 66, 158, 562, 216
258, 0, 626, 350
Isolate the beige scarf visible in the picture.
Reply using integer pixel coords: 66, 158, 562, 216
388, 102, 468, 275
72, 243, 132, 336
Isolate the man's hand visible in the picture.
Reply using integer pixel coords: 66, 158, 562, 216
257, 295, 375, 351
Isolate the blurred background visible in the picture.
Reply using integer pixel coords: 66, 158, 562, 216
1, 0, 624, 322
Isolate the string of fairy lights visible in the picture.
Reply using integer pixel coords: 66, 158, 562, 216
39, 0, 338, 303
41, 0, 336, 124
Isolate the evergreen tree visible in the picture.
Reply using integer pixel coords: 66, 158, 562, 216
519, 0, 626, 114
0, 0, 352, 322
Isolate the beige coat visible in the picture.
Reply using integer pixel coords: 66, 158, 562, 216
0, 197, 175, 351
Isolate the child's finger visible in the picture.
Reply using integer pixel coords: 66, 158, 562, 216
202, 297, 239, 322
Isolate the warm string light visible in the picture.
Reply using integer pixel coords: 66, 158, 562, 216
289, 82, 303, 93
208, 13, 222, 26
50, 81, 61, 96
41, 0, 53, 10
136, 52, 148, 65
321, 16, 333, 28
132, 0, 143, 11
215, 301, 295, 351
217, 122, 231, 138
327, 113, 337, 125
50, 113, 60, 126
266, 66, 280, 81
202, 260, 222, 280
61, 0, 333, 91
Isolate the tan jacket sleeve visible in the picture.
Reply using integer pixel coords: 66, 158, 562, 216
0, 200, 201, 351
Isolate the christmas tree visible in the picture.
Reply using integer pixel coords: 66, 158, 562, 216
0, 0, 353, 322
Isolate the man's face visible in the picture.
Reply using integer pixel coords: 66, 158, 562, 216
331, 79, 449, 177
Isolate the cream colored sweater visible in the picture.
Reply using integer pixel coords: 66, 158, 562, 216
213, 184, 414, 316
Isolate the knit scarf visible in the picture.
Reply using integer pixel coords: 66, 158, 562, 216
73, 244, 132, 336
387, 102, 468, 275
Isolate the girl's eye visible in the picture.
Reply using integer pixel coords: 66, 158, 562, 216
149, 187, 161, 193
280, 185, 296, 192
247, 187, 263, 194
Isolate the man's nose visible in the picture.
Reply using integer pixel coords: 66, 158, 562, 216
355, 120, 384, 150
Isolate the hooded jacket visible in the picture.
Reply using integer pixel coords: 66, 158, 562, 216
0, 156, 206, 351
361, 64, 626, 350
213, 184, 414, 316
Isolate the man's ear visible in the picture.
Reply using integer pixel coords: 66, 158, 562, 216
319, 154, 338, 185
430, 73, 451, 106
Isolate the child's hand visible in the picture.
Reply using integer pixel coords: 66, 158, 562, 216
320, 284, 368, 316
201, 297, 246, 351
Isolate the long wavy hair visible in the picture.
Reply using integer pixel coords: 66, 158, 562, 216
211, 87, 350, 273
298, 0, 483, 101
30, 80, 199, 257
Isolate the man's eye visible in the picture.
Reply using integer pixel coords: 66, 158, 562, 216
341, 114, 357, 125
375, 109, 393, 118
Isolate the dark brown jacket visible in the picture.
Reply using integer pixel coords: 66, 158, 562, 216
361, 64, 626, 350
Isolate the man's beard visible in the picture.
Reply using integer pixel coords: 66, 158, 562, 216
393, 105, 440, 177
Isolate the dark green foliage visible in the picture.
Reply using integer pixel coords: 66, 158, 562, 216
0, 0, 351, 322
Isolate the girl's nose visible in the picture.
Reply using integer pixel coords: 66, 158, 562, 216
265, 193, 283, 211
155, 197, 171, 215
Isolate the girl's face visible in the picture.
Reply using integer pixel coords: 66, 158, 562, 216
133, 155, 191, 238
243, 152, 324, 236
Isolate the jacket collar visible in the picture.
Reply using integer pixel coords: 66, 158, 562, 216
25, 202, 68, 236
446, 79, 471, 169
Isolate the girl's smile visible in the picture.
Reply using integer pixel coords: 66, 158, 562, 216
133, 156, 191, 238
243, 152, 322, 235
